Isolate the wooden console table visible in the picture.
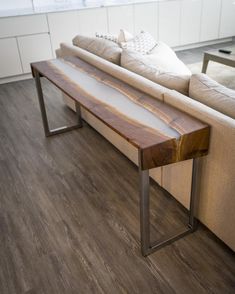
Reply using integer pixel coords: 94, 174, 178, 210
31, 57, 210, 256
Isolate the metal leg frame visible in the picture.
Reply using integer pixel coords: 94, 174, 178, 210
139, 155, 199, 256
35, 70, 83, 137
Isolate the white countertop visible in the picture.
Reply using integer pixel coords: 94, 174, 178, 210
0, 0, 166, 18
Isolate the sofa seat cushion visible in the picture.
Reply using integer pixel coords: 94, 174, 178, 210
189, 74, 235, 119
121, 46, 191, 95
73, 35, 122, 65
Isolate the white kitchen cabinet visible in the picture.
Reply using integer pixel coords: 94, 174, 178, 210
200, 0, 221, 42
158, 0, 181, 47
134, 3, 158, 39
107, 5, 134, 35
0, 38, 22, 78
180, 0, 202, 45
0, 14, 48, 38
219, 0, 235, 38
47, 11, 79, 54
17, 33, 52, 73
77, 7, 108, 36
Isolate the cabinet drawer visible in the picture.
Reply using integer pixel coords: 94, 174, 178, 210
0, 14, 49, 38
0, 38, 22, 78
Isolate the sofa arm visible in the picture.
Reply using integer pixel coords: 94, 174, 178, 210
164, 90, 235, 251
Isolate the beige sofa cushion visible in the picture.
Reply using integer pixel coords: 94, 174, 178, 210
121, 49, 191, 95
72, 35, 122, 65
189, 74, 235, 119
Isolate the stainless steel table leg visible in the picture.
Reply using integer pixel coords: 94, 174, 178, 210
139, 169, 150, 256
34, 70, 83, 137
138, 156, 199, 256
189, 157, 199, 230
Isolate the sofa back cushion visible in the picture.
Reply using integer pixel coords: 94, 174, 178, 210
121, 49, 191, 95
72, 35, 122, 65
189, 74, 235, 119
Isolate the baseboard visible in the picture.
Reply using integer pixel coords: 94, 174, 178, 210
173, 37, 233, 51
0, 73, 32, 85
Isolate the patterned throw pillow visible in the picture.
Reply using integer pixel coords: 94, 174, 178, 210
95, 32, 118, 43
120, 31, 157, 54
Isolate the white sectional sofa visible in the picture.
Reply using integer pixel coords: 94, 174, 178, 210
56, 36, 235, 252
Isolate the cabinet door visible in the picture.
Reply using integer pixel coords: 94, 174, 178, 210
17, 34, 53, 73
180, 0, 202, 45
47, 11, 79, 54
134, 3, 158, 39
200, 0, 221, 42
78, 7, 108, 36
219, 0, 235, 38
107, 5, 134, 35
0, 14, 48, 38
159, 0, 181, 47
0, 38, 22, 78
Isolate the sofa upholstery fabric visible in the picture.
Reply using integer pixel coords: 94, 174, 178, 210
72, 35, 122, 65
189, 73, 235, 119
164, 90, 235, 251
121, 49, 191, 95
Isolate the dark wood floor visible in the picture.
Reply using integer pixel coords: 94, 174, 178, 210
0, 44, 235, 294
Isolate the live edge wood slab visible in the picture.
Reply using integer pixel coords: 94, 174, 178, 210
31, 56, 210, 171
31, 56, 210, 256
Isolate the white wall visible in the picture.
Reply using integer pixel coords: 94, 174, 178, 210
0, 0, 33, 11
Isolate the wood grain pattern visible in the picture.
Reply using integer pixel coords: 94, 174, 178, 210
31, 56, 210, 170
0, 79, 234, 294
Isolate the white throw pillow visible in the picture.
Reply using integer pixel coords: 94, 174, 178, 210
120, 31, 157, 54
121, 48, 191, 95
148, 42, 191, 75
189, 74, 235, 119
117, 29, 134, 43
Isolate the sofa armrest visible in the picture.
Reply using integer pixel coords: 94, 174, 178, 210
163, 90, 235, 251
